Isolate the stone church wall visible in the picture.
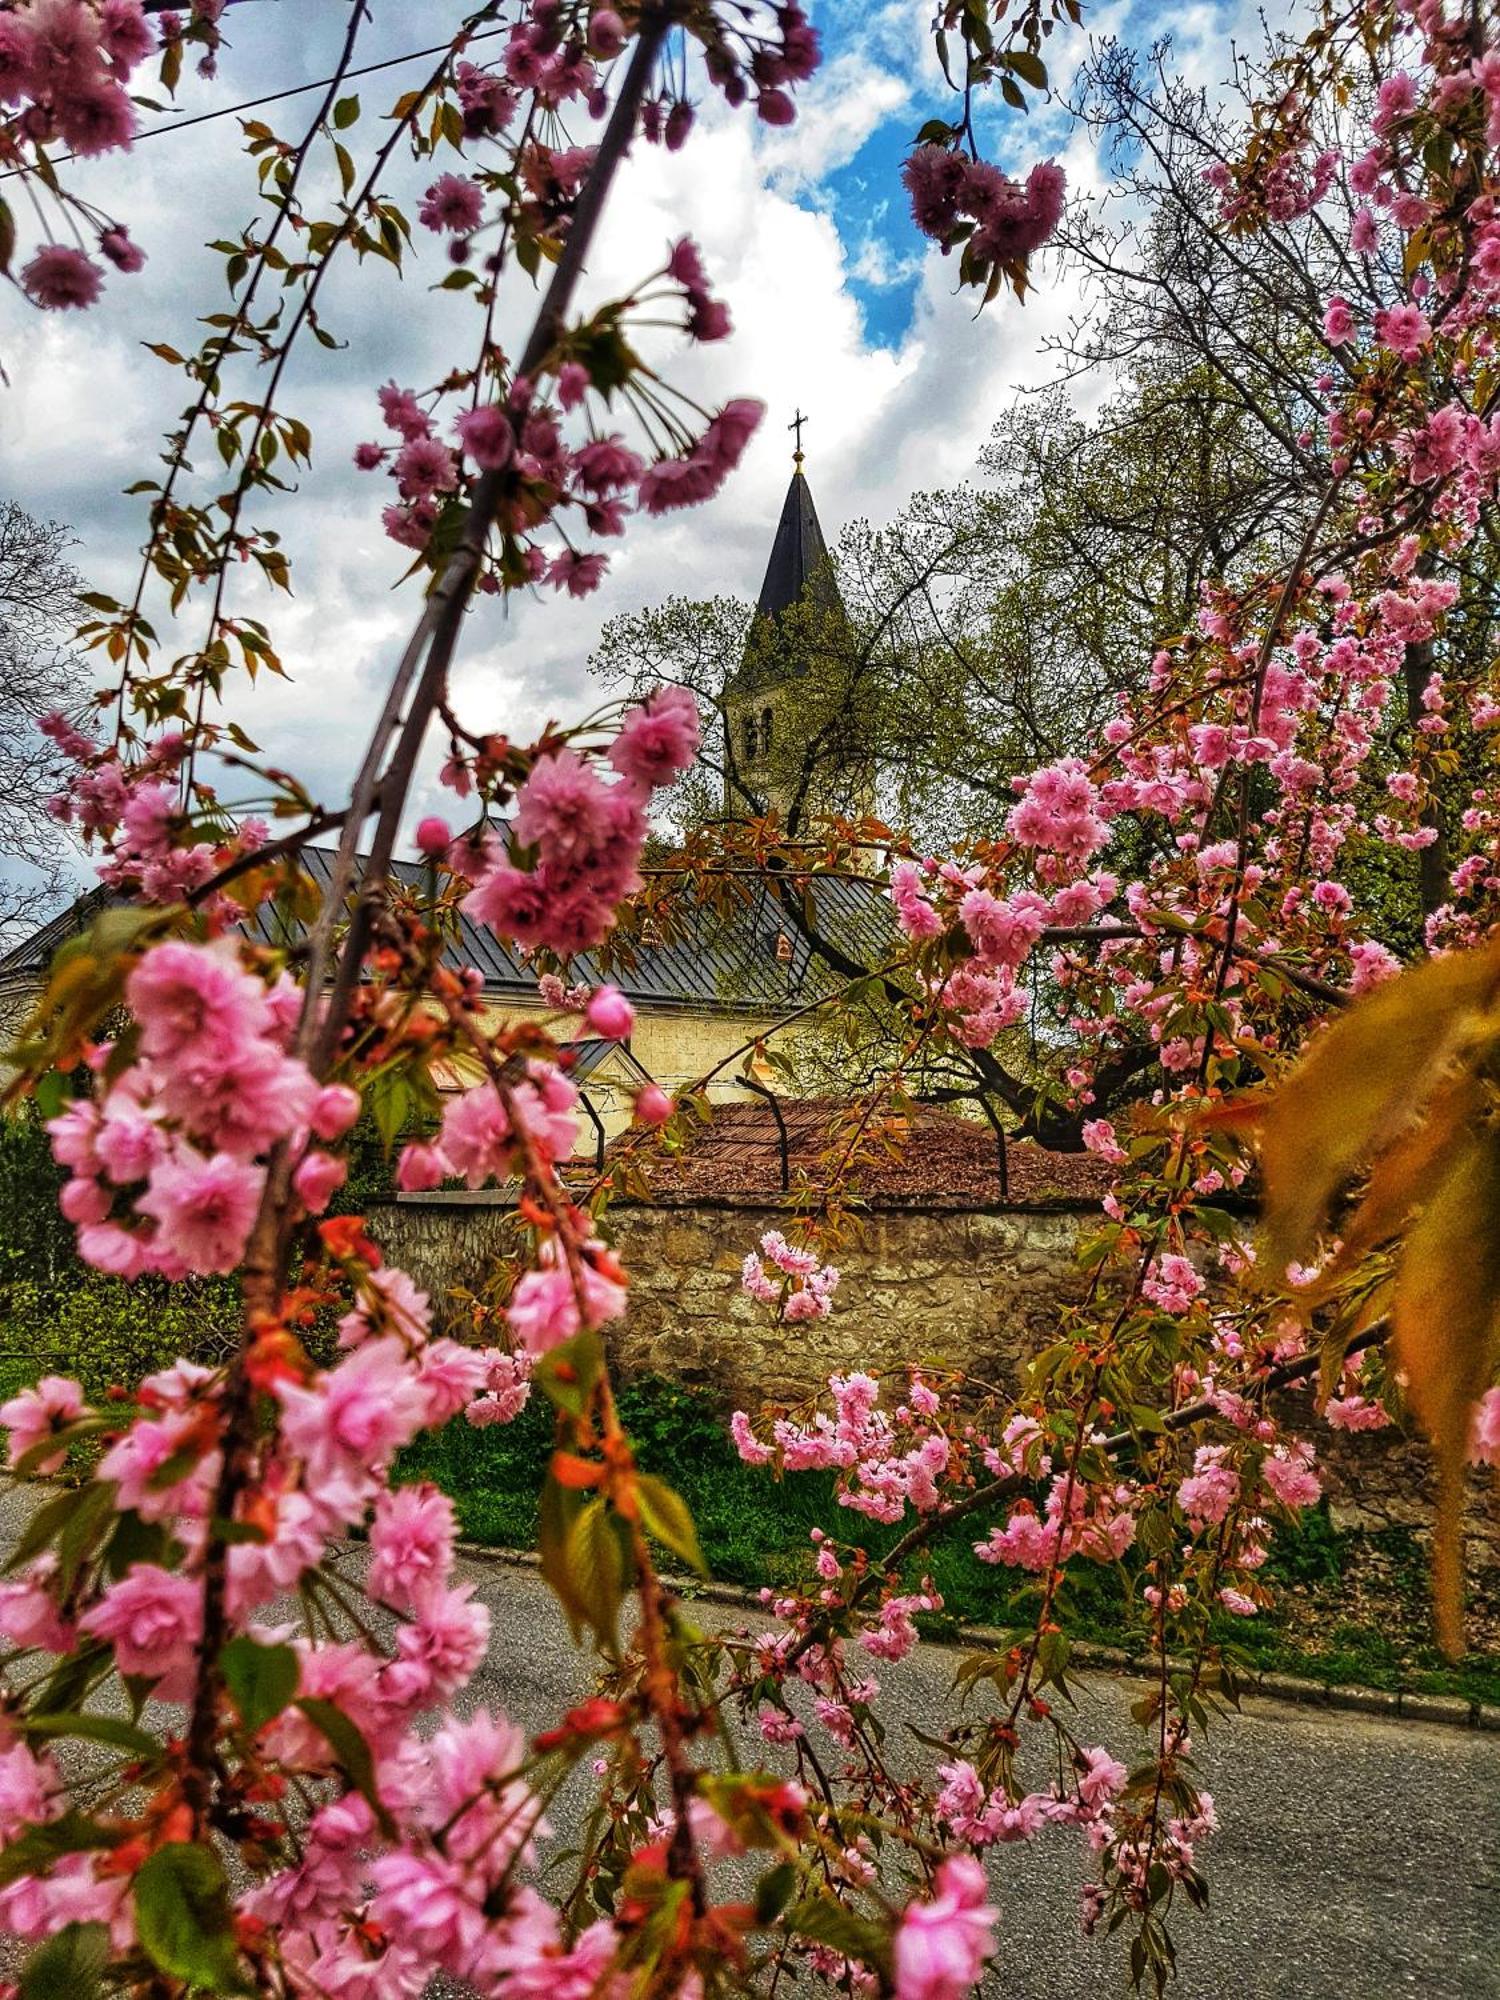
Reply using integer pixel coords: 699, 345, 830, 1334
368, 1192, 1498, 1556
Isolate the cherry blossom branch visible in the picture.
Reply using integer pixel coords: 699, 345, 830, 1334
307, 13, 673, 1074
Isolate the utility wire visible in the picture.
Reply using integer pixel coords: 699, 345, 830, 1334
0, 23, 507, 181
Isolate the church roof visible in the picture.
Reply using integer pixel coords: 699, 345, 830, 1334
752, 467, 844, 629
0, 851, 893, 1022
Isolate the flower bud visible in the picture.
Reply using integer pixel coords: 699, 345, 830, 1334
634, 1083, 673, 1126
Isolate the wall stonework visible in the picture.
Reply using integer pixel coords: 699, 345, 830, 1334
368, 1195, 1090, 1403
367, 1193, 1499, 1561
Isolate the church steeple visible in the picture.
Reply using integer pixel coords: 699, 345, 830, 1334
723, 415, 874, 841
753, 453, 842, 629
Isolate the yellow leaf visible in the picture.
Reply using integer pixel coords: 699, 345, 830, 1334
1391, 1123, 1500, 1659
1306, 1069, 1484, 1300
1239, 939, 1500, 1272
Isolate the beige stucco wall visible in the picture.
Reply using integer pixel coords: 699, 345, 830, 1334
473, 998, 799, 1138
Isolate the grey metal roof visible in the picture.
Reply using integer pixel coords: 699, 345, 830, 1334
1, 852, 894, 1020
0, 885, 110, 984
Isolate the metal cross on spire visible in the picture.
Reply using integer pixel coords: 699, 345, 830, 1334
789, 407, 808, 469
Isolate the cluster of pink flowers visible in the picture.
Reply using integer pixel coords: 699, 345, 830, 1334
462, 687, 700, 956
398, 1061, 581, 1193
934, 1744, 1128, 1852
975, 1469, 1138, 1572
1470, 1387, 1500, 1466
1176, 1445, 1240, 1530
45, 938, 351, 1278
892, 1855, 998, 2000
9, 4, 1500, 1994
359, 231, 757, 569
1, 0, 157, 307
41, 715, 269, 909
902, 145, 1066, 277
734, 1371, 955, 1526
1141, 1253, 1204, 1315
740, 1228, 841, 1323
886, 848, 1121, 1048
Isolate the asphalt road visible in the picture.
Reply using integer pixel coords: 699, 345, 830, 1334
1, 1482, 1494, 1999
443, 1554, 1500, 2000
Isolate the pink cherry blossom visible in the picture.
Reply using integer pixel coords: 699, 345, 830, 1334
894, 1855, 998, 2000
0, 1376, 85, 1474
21, 244, 102, 308
79, 1565, 203, 1700
368, 1484, 457, 1608
137, 1147, 264, 1275
418, 172, 483, 234
276, 1337, 430, 1486
608, 684, 700, 789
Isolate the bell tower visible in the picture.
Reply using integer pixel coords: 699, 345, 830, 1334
724, 411, 875, 836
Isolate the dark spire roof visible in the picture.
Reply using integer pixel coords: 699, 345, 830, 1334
753, 467, 843, 626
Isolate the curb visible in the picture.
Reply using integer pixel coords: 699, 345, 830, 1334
452, 1538, 1500, 1735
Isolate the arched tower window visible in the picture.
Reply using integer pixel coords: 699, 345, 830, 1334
743, 714, 759, 762
761, 706, 774, 753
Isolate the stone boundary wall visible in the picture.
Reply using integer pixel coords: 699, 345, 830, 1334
367, 1193, 1498, 1558
368, 1193, 1091, 1402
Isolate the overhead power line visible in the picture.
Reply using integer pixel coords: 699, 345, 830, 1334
0, 24, 507, 182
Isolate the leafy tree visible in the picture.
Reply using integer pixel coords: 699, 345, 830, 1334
0, 502, 89, 940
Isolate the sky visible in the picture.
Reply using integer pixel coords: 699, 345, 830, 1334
0, 0, 1258, 880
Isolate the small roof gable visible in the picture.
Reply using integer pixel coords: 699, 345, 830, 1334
0, 885, 109, 983
562, 1037, 654, 1085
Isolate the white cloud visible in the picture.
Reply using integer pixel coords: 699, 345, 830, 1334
0, 0, 1281, 886
762, 48, 911, 190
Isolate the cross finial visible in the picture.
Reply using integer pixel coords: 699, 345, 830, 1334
789, 407, 807, 470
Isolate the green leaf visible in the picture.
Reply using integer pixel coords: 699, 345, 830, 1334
18, 1921, 109, 2000
0, 1813, 114, 1890
534, 1327, 604, 1418
1005, 48, 1048, 88
539, 1468, 589, 1643
105, 1510, 169, 1578
33, 1641, 111, 1718
55, 1481, 120, 1590
295, 1699, 393, 1834
636, 1474, 707, 1577
787, 1895, 888, 1968
6, 1485, 95, 1575
221, 1637, 298, 1733
135, 1843, 245, 1992
332, 93, 359, 128
753, 1860, 797, 1925
33, 1070, 69, 1119
22, 1713, 158, 1759
367, 1067, 413, 1151
562, 1494, 632, 1654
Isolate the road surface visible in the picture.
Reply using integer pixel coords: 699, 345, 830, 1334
0, 1487, 1494, 1998
445, 1553, 1500, 2000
